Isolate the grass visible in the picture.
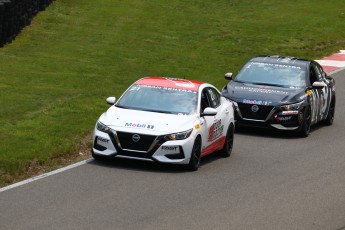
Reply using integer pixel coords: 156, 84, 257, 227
1, 0, 345, 186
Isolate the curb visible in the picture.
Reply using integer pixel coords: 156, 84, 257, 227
316, 50, 345, 74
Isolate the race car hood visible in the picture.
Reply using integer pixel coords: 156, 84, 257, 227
98, 106, 198, 135
222, 81, 306, 106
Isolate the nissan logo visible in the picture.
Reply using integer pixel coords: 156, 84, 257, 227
251, 105, 259, 112
132, 134, 140, 142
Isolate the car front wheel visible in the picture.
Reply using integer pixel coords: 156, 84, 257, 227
219, 123, 234, 157
299, 107, 311, 137
187, 137, 201, 171
323, 97, 335, 126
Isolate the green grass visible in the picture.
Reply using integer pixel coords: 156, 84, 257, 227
1, 0, 345, 186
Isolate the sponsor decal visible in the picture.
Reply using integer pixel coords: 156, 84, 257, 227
194, 123, 201, 130
236, 86, 289, 95
161, 146, 179, 151
250, 61, 302, 70
208, 119, 224, 142
278, 116, 292, 121
243, 99, 272, 106
139, 84, 197, 93
161, 146, 180, 154
306, 89, 312, 95
280, 111, 299, 115
125, 122, 154, 129
97, 137, 109, 143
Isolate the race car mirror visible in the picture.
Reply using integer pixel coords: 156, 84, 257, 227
224, 72, 233, 80
202, 107, 217, 116
106, 97, 116, 105
312, 81, 327, 89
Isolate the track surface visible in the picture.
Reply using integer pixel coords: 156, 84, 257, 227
1, 70, 345, 230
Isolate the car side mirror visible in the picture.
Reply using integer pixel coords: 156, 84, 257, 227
224, 72, 233, 80
106, 97, 116, 105
202, 107, 217, 116
312, 81, 326, 89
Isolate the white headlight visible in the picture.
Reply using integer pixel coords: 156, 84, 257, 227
164, 129, 193, 141
96, 121, 111, 133
280, 101, 304, 111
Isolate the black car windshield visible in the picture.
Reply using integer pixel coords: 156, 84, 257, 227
116, 84, 198, 115
235, 61, 306, 87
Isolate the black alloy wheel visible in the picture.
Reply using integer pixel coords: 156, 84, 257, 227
323, 98, 335, 125
219, 124, 234, 158
299, 107, 311, 137
187, 137, 201, 171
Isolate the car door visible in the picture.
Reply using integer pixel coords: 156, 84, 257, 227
315, 63, 332, 120
200, 87, 227, 156
309, 62, 329, 123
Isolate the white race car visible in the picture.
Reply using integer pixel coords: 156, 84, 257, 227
92, 77, 235, 170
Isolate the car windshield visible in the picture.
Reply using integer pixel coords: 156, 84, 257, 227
234, 61, 306, 87
116, 84, 198, 115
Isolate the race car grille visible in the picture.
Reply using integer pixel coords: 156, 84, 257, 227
237, 103, 274, 121
116, 132, 157, 152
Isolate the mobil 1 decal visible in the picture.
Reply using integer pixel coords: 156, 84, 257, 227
208, 119, 224, 142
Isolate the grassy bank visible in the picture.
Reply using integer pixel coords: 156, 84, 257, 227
1, 0, 345, 186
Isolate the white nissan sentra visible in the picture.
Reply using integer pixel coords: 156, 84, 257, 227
92, 77, 235, 170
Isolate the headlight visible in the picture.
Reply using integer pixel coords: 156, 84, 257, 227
164, 129, 193, 141
280, 101, 304, 111
96, 121, 111, 133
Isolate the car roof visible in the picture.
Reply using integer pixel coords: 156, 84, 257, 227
250, 55, 310, 68
135, 77, 205, 91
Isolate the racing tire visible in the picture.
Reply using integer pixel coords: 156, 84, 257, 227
219, 123, 234, 158
323, 97, 335, 126
187, 137, 201, 171
298, 107, 311, 137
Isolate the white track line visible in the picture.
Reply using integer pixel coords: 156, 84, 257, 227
0, 158, 93, 193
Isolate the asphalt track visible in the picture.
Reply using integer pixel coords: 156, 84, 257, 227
1, 69, 345, 230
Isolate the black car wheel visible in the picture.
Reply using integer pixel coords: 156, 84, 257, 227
219, 123, 234, 158
299, 107, 311, 137
187, 137, 201, 171
323, 97, 335, 126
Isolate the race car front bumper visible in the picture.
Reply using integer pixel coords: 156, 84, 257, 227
92, 128, 195, 164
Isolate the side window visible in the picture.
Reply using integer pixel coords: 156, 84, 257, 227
201, 90, 212, 112
312, 64, 322, 81
315, 64, 326, 80
206, 88, 221, 108
309, 64, 321, 84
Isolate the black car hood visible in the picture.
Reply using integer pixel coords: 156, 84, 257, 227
223, 81, 306, 106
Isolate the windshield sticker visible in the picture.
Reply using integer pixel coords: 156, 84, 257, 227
137, 84, 197, 93
125, 122, 154, 129
242, 99, 272, 105
250, 62, 302, 70
235, 86, 289, 95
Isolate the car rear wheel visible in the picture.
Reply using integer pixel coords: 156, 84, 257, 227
219, 123, 234, 158
323, 97, 335, 126
187, 137, 201, 171
299, 107, 311, 137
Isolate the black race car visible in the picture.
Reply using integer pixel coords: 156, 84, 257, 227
221, 56, 336, 137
